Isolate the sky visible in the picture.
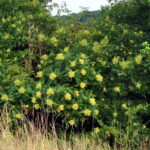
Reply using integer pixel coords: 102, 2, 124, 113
52, 0, 109, 15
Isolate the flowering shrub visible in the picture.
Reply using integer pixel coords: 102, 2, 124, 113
0, 0, 150, 147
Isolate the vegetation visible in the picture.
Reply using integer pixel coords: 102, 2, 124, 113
0, 0, 150, 149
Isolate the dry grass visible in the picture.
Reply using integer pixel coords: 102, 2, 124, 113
0, 122, 111, 150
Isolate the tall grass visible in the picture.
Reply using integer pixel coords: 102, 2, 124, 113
0, 109, 110, 150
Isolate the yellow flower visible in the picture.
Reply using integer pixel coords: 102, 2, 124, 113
31, 97, 36, 103
81, 30, 90, 35
72, 103, 79, 110
36, 71, 43, 78
68, 71, 75, 78
122, 103, 127, 109
74, 91, 79, 97
34, 104, 40, 110
1, 94, 9, 101
56, 53, 65, 60
79, 39, 88, 46
130, 40, 134, 43
94, 109, 99, 115
41, 54, 48, 60
135, 55, 142, 65
95, 74, 103, 82
113, 112, 118, 117
70, 61, 76, 67
6, 49, 11, 53
135, 82, 141, 89
36, 91, 42, 98
80, 69, 87, 75
15, 114, 22, 119
65, 93, 72, 101
114, 86, 120, 93
80, 82, 86, 88
14, 79, 21, 86
46, 88, 54, 96
89, 98, 96, 105
112, 56, 120, 64
103, 87, 107, 93
18, 87, 26, 94
94, 127, 100, 134
64, 46, 69, 52
57, 105, 64, 112
37, 34, 46, 42
80, 53, 87, 59
120, 60, 130, 70
92, 42, 100, 53
36, 82, 42, 89
46, 99, 53, 107
83, 109, 91, 116
79, 59, 84, 65
49, 73, 57, 80
69, 120, 75, 126
50, 37, 58, 46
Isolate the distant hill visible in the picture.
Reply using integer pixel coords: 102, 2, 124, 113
61, 10, 101, 22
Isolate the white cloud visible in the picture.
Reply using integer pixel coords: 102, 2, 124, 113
52, 0, 109, 15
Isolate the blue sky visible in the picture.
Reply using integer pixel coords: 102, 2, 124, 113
52, 0, 109, 15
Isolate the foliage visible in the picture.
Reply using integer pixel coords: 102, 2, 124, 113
0, 0, 150, 148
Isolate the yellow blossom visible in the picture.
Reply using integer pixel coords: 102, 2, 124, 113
113, 112, 118, 117
135, 55, 142, 65
95, 74, 103, 82
37, 34, 46, 42
68, 71, 75, 78
70, 61, 76, 67
89, 98, 96, 105
83, 109, 91, 116
65, 93, 72, 101
92, 42, 100, 53
50, 37, 58, 46
120, 60, 130, 70
1, 94, 9, 101
80, 82, 86, 88
80, 53, 87, 59
103, 87, 107, 93
64, 46, 69, 52
41, 54, 48, 60
74, 91, 79, 97
72, 103, 79, 110
15, 114, 22, 119
80, 69, 87, 75
69, 120, 75, 126
18, 87, 26, 94
14, 79, 21, 86
94, 127, 100, 134
6, 49, 11, 53
31, 97, 36, 103
46, 99, 53, 107
34, 104, 40, 110
112, 56, 120, 64
82, 30, 90, 35
122, 103, 127, 109
36, 82, 42, 89
79, 59, 84, 65
57, 105, 64, 112
94, 109, 99, 115
36, 71, 43, 78
79, 39, 88, 46
114, 86, 121, 93
49, 73, 57, 80
36, 91, 42, 98
46, 88, 54, 96
55, 53, 65, 60
135, 82, 141, 89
